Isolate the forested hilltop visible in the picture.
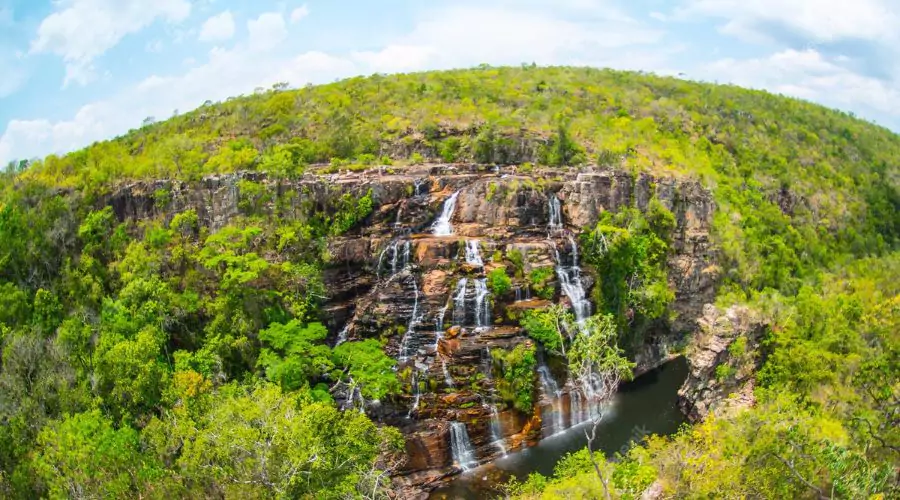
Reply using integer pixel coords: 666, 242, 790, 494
1, 66, 898, 498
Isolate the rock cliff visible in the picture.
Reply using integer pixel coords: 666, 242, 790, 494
107, 164, 718, 494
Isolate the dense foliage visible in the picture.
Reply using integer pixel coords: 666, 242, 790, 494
1, 66, 898, 498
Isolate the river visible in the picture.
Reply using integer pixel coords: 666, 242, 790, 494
429, 356, 688, 499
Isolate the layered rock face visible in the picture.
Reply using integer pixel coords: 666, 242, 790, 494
107, 164, 717, 494
678, 304, 766, 422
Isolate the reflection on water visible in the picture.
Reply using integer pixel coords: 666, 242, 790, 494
429, 357, 688, 499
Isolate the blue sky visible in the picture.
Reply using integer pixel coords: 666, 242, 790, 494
1, 0, 898, 164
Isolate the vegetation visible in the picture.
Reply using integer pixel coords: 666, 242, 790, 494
1, 65, 898, 498
490, 344, 537, 413
487, 266, 513, 296
581, 199, 676, 350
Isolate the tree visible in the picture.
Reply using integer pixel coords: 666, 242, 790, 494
257, 321, 334, 391
143, 383, 403, 499
332, 340, 400, 402
29, 411, 162, 499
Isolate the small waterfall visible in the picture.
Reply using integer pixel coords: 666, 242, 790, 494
377, 240, 411, 278
442, 359, 455, 388
482, 349, 507, 456
336, 324, 350, 345
414, 178, 427, 196
434, 303, 449, 351
408, 370, 421, 417
399, 279, 421, 362
452, 278, 468, 325
548, 195, 563, 232
394, 207, 403, 229
537, 362, 564, 436
450, 422, 478, 471
554, 238, 591, 323
432, 190, 461, 236
474, 278, 491, 328
487, 404, 508, 456
465, 240, 484, 267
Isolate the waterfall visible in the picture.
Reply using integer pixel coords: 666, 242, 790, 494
377, 240, 411, 278
399, 279, 421, 362
548, 195, 563, 232
487, 404, 508, 456
450, 422, 478, 471
434, 303, 449, 351
432, 190, 461, 236
442, 359, 455, 388
482, 349, 507, 456
537, 362, 564, 436
336, 324, 350, 345
465, 240, 483, 267
554, 238, 591, 323
452, 278, 468, 325
414, 178, 427, 197
408, 370, 421, 417
474, 278, 491, 328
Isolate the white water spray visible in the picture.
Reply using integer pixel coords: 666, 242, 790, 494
432, 190, 461, 236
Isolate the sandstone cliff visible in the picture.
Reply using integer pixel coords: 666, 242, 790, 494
107, 164, 719, 493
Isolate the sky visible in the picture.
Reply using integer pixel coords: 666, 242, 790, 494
1, 0, 899, 165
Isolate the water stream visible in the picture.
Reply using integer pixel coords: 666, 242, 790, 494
450, 422, 479, 471
433, 191, 461, 236
465, 240, 484, 267
430, 357, 689, 499
474, 278, 491, 328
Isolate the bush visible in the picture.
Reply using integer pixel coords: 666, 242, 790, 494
487, 267, 512, 295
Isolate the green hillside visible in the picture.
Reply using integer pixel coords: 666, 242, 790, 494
1, 66, 898, 498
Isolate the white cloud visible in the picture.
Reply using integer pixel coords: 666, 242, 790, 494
290, 5, 310, 24
30, 0, 191, 87
701, 49, 900, 119
199, 11, 235, 43
247, 12, 288, 50
678, 0, 898, 44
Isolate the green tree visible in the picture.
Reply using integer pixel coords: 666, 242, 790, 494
257, 321, 334, 391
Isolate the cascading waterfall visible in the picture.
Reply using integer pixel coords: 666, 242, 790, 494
399, 278, 421, 362
554, 238, 591, 323
465, 240, 484, 267
452, 278, 468, 326
548, 195, 563, 232
474, 278, 491, 328
434, 303, 449, 350
432, 190, 461, 236
450, 422, 478, 471
377, 240, 411, 278
537, 362, 564, 436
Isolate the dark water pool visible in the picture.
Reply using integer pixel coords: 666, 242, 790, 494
429, 356, 688, 499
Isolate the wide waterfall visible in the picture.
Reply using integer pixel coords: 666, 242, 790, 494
465, 240, 484, 266
554, 238, 591, 323
377, 240, 411, 278
474, 278, 491, 328
432, 190, 461, 236
537, 362, 564, 436
548, 195, 563, 232
450, 422, 478, 471
452, 278, 468, 325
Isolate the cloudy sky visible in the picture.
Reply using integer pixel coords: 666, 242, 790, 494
1, 0, 898, 165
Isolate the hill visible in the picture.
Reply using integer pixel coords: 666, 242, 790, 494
0, 66, 897, 498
